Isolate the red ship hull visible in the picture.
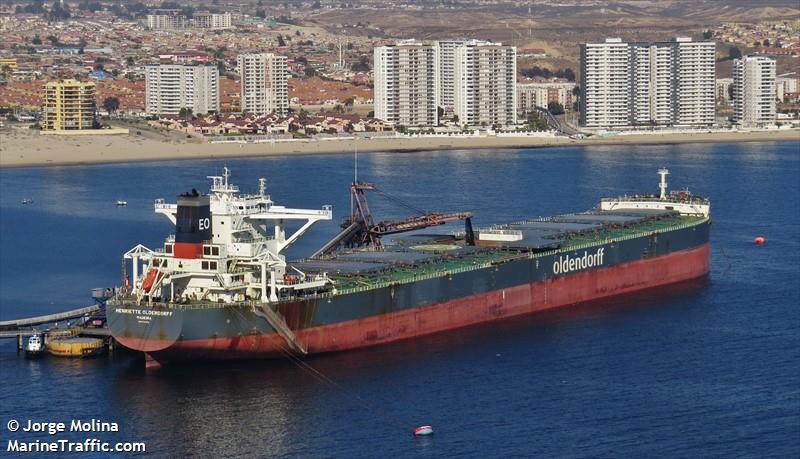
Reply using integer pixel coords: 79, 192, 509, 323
117, 243, 710, 364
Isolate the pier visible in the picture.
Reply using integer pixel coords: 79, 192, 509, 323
0, 305, 100, 331
0, 303, 112, 352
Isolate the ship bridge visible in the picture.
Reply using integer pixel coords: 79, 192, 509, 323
124, 168, 334, 307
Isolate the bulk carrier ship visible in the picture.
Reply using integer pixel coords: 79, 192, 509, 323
107, 168, 710, 367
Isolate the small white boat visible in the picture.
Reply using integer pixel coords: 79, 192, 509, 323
25, 334, 45, 357
116, 200, 128, 207
21, 198, 34, 205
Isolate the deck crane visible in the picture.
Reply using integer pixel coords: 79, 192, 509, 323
312, 181, 474, 258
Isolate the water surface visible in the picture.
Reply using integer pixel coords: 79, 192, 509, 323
1, 142, 798, 458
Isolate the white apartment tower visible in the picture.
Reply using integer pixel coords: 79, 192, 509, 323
580, 38, 631, 128
433, 39, 491, 114
237, 53, 288, 116
193, 12, 233, 29
630, 42, 676, 125
374, 41, 438, 127
146, 11, 186, 30
453, 42, 517, 127
733, 55, 776, 126
145, 64, 219, 116
581, 38, 715, 128
673, 37, 716, 125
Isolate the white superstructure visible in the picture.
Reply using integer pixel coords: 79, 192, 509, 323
600, 168, 710, 217
124, 169, 333, 306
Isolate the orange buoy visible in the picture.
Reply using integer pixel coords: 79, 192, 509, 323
753, 236, 766, 245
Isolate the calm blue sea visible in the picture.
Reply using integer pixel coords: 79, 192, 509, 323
0, 142, 798, 458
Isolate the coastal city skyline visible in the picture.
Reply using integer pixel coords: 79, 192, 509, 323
1, 3, 798, 140
1, 1, 798, 167
8, 35, 797, 132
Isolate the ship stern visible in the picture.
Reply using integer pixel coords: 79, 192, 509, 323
107, 301, 184, 354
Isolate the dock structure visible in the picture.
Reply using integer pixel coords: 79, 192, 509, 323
0, 305, 99, 330
0, 305, 107, 351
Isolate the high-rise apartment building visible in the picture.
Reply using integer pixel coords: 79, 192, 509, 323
517, 81, 576, 115
673, 38, 716, 125
630, 42, 678, 125
42, 79, 96, 130
237, 53, 288, 116
146, 10, 186, 30
580, 38, 630, 128
733, 55, 776, 126
580, 37, 715, 128
453, 42, 517, 127
776, 75, 798, 103
193, 12, 232, 29
433, 39, 492, 114
145, 64, 219, 116
716, 78, 734, 106
374, 41, 438, 127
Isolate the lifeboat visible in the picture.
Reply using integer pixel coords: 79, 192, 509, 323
141, 269, 161, 293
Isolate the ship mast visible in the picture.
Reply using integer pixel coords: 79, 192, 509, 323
658, 168, 669, 200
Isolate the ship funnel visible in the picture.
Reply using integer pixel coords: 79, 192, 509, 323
174, 193, 211, 259
658, 168, 669, 200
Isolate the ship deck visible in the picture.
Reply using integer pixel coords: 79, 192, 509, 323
293, 211, 709, 295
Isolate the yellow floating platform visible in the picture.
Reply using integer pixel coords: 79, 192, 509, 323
47, 337, 105, 358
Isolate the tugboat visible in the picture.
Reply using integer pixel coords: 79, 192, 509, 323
24, 334, 45, 358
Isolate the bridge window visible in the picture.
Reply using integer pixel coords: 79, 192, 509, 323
201, 261, 218, 270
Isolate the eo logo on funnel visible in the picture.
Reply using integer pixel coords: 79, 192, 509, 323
553, 248, 605, 275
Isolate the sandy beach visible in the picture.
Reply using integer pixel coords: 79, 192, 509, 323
1, 127, 798, 168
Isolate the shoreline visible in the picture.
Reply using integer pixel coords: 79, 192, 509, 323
1, 129, 798, 169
